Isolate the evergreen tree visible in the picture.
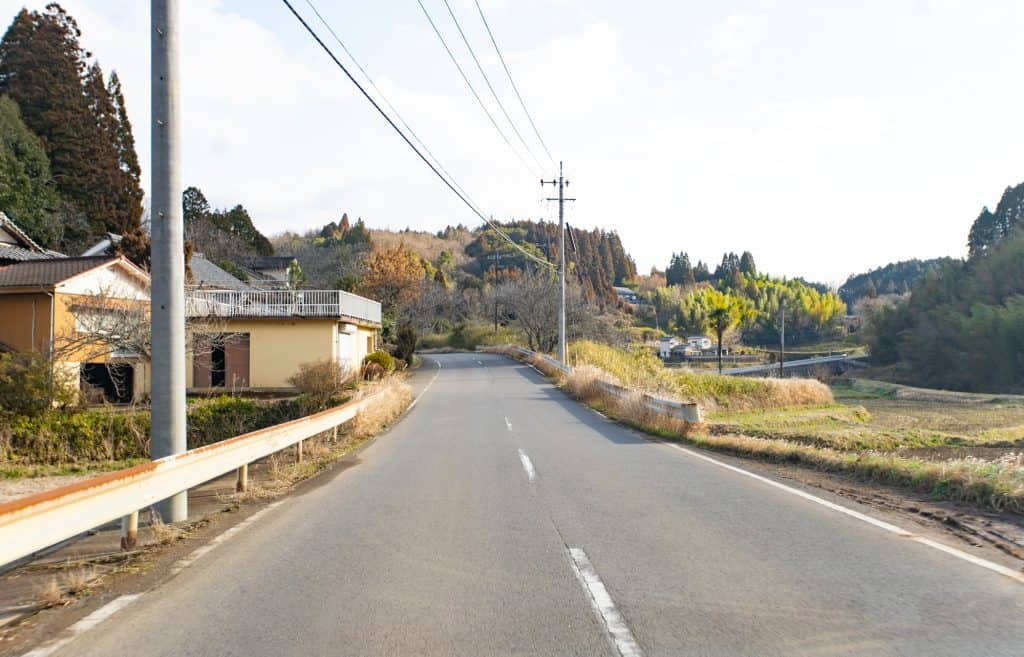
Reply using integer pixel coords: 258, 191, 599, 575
0, 95, 60, 246
106, 71, 143, 231
739, 251, 757, 276
0, 5, 143, 245
865, 277, 878, 299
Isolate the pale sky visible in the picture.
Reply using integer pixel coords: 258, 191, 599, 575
2, 0, 1023, 284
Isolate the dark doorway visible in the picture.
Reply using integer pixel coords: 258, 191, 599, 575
211, 344, 226, 387
81, 363, 134, 404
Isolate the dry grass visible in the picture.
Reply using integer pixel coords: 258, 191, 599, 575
225, 377, 412, 502
569, 340, 833, 411
35, 577, 69, 608
496, 345, 1024, 514
349, 379, 413, 439
62, 566, 95, 596
146, 510, 184, 546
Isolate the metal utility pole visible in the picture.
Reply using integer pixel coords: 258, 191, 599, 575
151, 0, 187, 522
779, 299, 785, 379
542, 162, 575, 364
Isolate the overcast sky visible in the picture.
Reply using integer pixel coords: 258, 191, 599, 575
2, 0, 1023, 284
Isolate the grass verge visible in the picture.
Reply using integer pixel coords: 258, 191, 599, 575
493, 345, 1024, 514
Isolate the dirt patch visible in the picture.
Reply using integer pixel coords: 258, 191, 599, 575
0, 475, 97, 505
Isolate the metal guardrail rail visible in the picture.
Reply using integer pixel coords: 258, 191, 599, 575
0, 389, 383, 567
481, 346, 702, 423
722, 354, 854, 376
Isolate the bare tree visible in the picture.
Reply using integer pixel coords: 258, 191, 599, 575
496, 271, 591, 353
56, 287, 236, 401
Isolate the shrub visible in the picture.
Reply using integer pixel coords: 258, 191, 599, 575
0, 352, 77, 417
395, 325, 417, 363
363, 350, 395, 372
1, 410, 150, 463
361, 362, 385, 381
288, 359, 353, 411
187, 396, 300, 447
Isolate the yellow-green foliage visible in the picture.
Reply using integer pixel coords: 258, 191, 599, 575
569, 340, 833, 411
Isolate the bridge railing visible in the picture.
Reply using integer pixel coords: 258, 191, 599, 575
479, 345, 702, 423
0, 388, 385, 567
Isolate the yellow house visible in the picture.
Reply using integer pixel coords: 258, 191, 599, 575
0, 254, 152, 402
185, 288, 381, 392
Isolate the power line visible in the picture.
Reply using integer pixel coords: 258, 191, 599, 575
279, 0, 554, 270
473, 0, 556, 168
440, 0, 547, 174
300, 0, 479, 214
415, 0, 542, 180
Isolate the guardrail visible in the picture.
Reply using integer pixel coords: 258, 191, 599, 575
480, 345, 702, 423
722, 354, 854, 376
0, 389, 382, 567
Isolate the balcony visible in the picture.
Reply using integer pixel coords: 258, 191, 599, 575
186, 289, 381, 325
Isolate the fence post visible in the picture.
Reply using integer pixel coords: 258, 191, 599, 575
236, 463, 248, 493
120, 510, 138, 551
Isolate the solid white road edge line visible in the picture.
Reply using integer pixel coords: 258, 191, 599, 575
518, 449, 537, 482
21, 594, 141, 657
666, 442, 1024, 585
568, 547, 644, 657
407, 359, 442, 412
169, 500, 284, 576
20, 500, 288, 657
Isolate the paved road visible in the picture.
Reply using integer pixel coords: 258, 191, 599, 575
57, 353, 1023, 656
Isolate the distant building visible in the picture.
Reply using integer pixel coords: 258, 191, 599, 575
658, 336, 678, 359
0, 212, 62, 265
686, 335, 713, 351
238, 256, 299, 289
613, 286, 640, 304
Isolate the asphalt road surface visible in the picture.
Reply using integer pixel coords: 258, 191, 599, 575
54, 353, 1024, 656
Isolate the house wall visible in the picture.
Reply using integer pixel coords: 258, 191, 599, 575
187, 319, 379, 390
187, 319, 335, 389
0, 292, 52, 353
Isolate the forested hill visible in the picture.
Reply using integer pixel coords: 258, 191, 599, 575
839, 258, 956, 306
464, 220, 636, 301
868, 180, 1024, 392
275, 217, 637, 304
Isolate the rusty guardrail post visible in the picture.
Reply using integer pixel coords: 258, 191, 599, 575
236, 463, 249, 493
296, 439, 304, 463
120, 510, 138, 550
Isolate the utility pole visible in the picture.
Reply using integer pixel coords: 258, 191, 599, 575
489, 248, 502, 333
151, 0, 187, 522
542, 162, 575, 364
779, 299, 785, 379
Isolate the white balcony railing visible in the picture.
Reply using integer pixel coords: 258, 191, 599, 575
186, 289, 381, 325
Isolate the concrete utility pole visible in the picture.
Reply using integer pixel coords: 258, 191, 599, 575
779, 299, 785, 379
151, 0, 187, 522
542, 162, 575, 364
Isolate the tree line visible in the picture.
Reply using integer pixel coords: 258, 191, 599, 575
0, 4, 143, 254
868, 180, 1024, 391
838, 257, 954, 306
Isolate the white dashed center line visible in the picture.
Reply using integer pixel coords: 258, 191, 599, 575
517, 449, 536, 482
568, 547, 644, 657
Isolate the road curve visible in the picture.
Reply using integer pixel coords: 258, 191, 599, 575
52, 353, 1024, 657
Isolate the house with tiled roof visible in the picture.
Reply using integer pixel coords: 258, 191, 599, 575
0, 211, 62, 265
0, 253, 151, 402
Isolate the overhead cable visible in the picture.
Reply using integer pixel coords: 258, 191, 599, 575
280, 0, 555, 269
